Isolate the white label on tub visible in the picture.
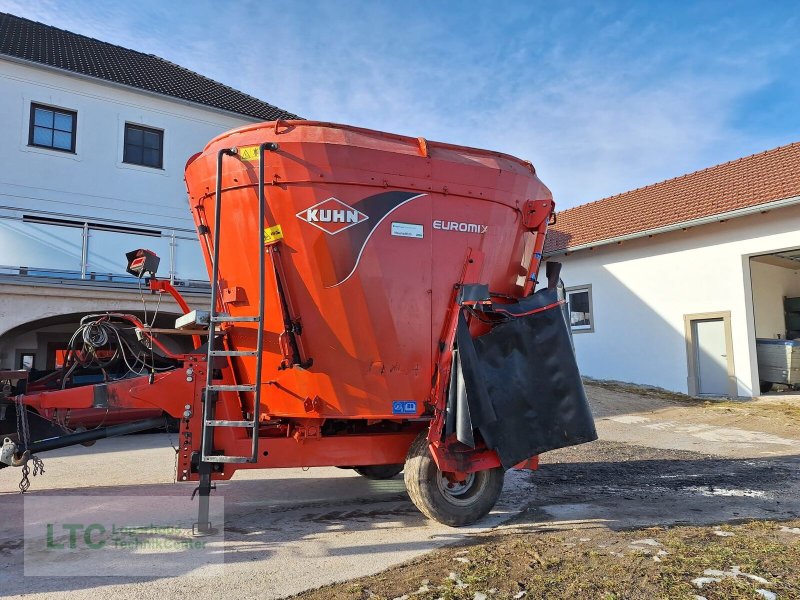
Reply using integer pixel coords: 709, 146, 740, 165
391, 222, 424, 238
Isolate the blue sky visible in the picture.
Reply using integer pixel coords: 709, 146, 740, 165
5, 1, 800, 209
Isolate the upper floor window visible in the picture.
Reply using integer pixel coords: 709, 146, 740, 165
566, 285, 594, 333
29, 103, 77, 152
124, 123, 163, 169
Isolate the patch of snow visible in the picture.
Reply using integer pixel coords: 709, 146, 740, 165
692, 577, 721, 588
741, 573, 771, 585
780, 526, 800, 534
694, 566, 771, 587
454, 557, 470, 563
685, 486, 769, 498
474, 593, 487, 600
713, 530, 735, 537
631, 538, 662, 546
513, 593, 527, 599
756, 590, 776, 600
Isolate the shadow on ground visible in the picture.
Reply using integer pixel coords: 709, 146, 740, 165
1, 440, 798, 596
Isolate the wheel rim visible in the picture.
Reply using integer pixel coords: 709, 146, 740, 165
436, 471, 488, 506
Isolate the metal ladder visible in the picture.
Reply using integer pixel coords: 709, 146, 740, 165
200, 144, 276, 465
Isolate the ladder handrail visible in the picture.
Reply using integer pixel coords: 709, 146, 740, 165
201, 144, 277, 465
251, 142, 274, 461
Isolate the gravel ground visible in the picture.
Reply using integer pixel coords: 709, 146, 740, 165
0, 382, 798, 599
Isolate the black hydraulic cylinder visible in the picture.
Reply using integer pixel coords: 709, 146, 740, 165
23, 417, 166, 454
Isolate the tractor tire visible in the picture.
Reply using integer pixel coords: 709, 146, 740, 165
353, 464, 404, 479
404, 431, 504, 527
759, 380, 774, 394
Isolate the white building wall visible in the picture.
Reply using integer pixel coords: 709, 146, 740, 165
0, 57, 255, 281
553, 204, 800, 397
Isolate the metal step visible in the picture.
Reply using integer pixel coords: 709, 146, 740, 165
206, 384, 257, 392
205, 419, 256, 428
202, 455, 256, 464
211, 314, 261, 323
208, 350, 259, 357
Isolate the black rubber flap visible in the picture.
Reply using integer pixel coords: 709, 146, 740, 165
455, 287, 597, 469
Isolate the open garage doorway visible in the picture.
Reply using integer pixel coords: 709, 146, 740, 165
750, 249, 800, 395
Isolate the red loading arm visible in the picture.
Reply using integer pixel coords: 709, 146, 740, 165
148, 279, 201, 349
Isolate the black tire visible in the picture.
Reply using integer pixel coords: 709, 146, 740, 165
759, 380, 774, 394
404, 431, 504, 526
353, 464, 404, 479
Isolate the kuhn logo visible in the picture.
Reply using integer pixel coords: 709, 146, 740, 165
433, 220, 488, 234
296, 197, 369, 235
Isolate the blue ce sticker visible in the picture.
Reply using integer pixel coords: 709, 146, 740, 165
392, 401, 417, 415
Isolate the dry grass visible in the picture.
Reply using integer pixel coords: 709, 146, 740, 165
587, 377, 800, 422
295, 519, 800, 600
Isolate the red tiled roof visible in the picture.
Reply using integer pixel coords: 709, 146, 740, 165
544, 142, 800, 254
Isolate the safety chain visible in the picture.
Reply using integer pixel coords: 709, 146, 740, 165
15, 394, 45, 493
19, 457, 44, 493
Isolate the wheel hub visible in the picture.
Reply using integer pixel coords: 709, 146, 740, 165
438, 471, 476, 498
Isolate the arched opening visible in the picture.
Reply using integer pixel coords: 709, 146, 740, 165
0, 310, 186, 372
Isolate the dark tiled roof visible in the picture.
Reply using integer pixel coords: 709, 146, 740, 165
545, 142, 800, 254
0, 12, 300, 121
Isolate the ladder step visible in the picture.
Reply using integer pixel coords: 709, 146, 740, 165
208, 350, 259, 357
205, 420, 257, 428
206, 384, 257, 392
211, 314, 261, 323
202, 455, 256, 464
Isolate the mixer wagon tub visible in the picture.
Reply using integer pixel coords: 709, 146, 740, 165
1, 121, 596, 528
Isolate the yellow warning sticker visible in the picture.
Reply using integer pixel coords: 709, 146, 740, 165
264, 224, 284, 244
238, 145, 260, 161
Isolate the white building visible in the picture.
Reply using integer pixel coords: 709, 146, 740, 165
0, 12, 298, 371
544, 142, 800, 398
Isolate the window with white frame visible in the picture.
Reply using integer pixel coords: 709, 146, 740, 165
566, 285, 593, 332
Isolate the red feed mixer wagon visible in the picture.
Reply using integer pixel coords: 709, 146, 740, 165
1, 121, 596, 528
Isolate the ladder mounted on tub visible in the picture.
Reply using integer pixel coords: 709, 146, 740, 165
195, 143, 277, 533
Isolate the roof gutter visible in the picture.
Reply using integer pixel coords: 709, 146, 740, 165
545, 193, 800, 257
